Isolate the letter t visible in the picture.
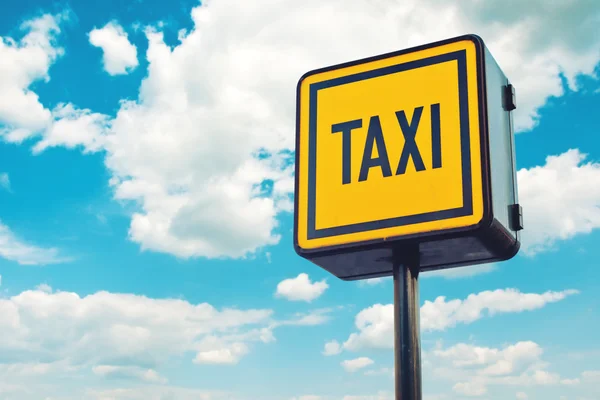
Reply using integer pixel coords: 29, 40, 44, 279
331, 119, 362, 185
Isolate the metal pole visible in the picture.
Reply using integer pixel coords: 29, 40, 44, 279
393, 247, 422, 400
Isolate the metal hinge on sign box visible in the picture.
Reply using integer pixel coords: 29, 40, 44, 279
509, 204, 523, 231
504, 84, 517, 111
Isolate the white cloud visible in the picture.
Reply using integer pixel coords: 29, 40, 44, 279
89, 21, 138, 75
275, 273, 328, 302
0, 12, 113, 154
35, 283, 52, 293
0, 382, 22, 397
86, 386, 231, 400
0, 220, 70, 265
323, 340, 342, 356
518, 149, 600, 255
0, 361, 73, 377
560, 378, 580, 385
420, 288, 578, 332
0, 173, 11, 192
433, 341, 543, 375
193, 340, 249, 365
0, 286, 329, 385
0, 13, 65, 140
582, 370, 600, 382
292, 394, 393, 400
32, 103, 110, 153
11, 0, 600, 261
453, 380, 488, 397
341, 288, 577, 351
516, 392, 528, 400
341, 357, 374, 373
92, 365, 167, 384
430, 341, 581, 397
0, 287, 271, 374
342, 392, 392, 400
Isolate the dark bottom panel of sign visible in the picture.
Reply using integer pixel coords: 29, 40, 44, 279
304, 219, 519, 281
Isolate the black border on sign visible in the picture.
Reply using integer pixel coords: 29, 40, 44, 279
294, 34, 493, 256
307, 50, 472, 239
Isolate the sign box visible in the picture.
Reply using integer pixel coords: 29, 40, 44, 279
294, 34, 522, 280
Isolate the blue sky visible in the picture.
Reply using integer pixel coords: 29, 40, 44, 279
0, 1, 600, 399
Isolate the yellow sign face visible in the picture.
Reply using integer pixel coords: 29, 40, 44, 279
295, 37, 486, 251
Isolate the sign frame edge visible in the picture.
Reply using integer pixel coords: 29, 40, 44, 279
293, 33, 495, 259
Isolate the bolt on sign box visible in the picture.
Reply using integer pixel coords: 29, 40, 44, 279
293, 35, 522, 280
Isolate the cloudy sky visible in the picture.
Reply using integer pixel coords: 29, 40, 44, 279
1, 0, 599, 399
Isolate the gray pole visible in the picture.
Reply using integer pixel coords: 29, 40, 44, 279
393, 247, 422, 400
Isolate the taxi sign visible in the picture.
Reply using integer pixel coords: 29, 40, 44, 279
293, 35, 522, 280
